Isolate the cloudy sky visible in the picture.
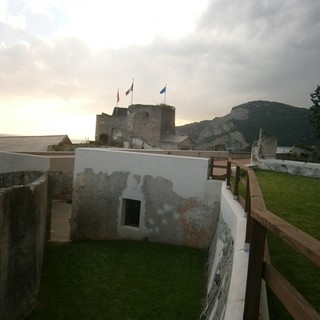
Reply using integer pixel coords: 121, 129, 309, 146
1, 0, 319, 140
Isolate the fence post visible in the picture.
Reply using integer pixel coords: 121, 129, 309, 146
226, 160, 231, 188
208, 157, 214, 179
244, 174, 252, 251
243, 215, 267, 319
233, 165, 240, 198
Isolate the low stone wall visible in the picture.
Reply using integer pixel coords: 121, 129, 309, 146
254, 159, 320, 178
201, 183, 248, 320
0, 171, 49, 320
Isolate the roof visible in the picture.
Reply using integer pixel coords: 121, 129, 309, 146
0, 135, 72, 152
160, 135, 194, 145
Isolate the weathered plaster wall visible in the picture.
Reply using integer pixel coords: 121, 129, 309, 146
71, 149, 222, 248
201, 183, 248, 320
0, 172, 49, 320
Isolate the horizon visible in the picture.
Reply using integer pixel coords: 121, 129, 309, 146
0, 99, 310, 142
1, 1, 319, 140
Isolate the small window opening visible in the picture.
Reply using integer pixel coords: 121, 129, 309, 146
124, 199, 141, 227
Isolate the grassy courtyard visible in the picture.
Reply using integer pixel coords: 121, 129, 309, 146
27, 169, 319, 320
27, 240, 207, 320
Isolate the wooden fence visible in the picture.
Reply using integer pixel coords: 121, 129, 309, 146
226, 160, 320, 320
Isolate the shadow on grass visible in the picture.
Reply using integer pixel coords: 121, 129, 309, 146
28, 240, 207, 320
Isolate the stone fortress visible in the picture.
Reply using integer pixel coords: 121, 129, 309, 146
95, 104, 194, 150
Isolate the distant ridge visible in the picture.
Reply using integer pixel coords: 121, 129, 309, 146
176, 101, 314, 150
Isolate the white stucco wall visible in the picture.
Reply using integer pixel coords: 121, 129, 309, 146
72, 148, 222, 248
0, 152, 50, 173
73, 148, 213, 198
0, 152, 74, 174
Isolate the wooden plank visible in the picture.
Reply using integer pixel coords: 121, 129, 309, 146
243, 219, 266, 319
251, 208, 320, 268
264, 262, 320, 320
213, 164, 228, 169
247, 170, 267, 211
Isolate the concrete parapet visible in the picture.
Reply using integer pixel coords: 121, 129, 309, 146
201, 183, 249, 320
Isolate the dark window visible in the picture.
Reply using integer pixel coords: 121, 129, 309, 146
124, 199, 141, 227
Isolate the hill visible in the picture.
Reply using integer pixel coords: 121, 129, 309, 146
176, 101, 314, 150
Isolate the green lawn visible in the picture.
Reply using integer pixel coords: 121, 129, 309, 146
27, 240, 207, 320
255, 170, 320, 319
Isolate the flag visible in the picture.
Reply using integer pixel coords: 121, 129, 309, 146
160, 86, 166, 94
117, 89, 120, 103
126, 83, 133, 96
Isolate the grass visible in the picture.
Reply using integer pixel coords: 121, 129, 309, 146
255, 170, 320, 319
27, 240, 207, 320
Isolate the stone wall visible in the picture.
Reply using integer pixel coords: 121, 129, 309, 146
0, 172, 49, 320
254, 158, 320, 178
71, 149, 222, 248
95, 112, 128, 145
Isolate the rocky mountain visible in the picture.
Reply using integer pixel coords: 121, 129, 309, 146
176, 101, 314, 151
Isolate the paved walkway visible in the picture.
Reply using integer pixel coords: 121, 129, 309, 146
50, 200, 72, 242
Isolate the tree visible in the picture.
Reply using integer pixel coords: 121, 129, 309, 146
309, 85, 320, 143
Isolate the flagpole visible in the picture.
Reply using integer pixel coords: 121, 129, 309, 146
116, 88, 119, 107
131, 78, 134, 105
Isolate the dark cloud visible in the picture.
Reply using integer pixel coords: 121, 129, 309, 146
1, 0, 320, 132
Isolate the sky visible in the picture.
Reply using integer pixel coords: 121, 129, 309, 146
1, 0, 319, 141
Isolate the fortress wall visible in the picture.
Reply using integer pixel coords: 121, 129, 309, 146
0, 172, 49, 320
95, 105, 176, 147
95, 113, 129, 143
128, 105, 163, 146
71, 148, 222, 248
160, 105, 176, 136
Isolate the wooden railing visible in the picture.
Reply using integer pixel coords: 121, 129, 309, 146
226, 160, 320, 320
